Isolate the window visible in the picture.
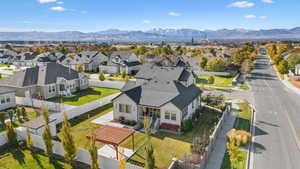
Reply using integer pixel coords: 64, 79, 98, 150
126, 105, 132, 113
119, 104, 125, 113
48, 86, 52, 93
165, 112, 170, 120
6, 96, 10, 103
0, 96, 5, 104
171, 113, 176, 121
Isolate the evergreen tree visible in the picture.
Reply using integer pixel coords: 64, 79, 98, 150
99, 71, 105, 81
88, 133, 99, 169
7, 109, 14, 123
76, 64, 84, 72
199, 57, 208, 70
6, 123, 18, 147
41, 108, 53, 158
61, 112, 77, 164
16, 107, 22, 122
21, 107, 28, 120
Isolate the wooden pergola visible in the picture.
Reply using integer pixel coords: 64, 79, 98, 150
87, 126, 135, 160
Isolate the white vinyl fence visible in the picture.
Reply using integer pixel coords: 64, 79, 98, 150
0, 127, 143, 169
89, 79, 125, 89
16, 97, 76, 112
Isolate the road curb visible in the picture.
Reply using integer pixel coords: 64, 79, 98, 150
246, 104, 256, 169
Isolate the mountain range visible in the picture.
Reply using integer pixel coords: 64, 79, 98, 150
1, 27, 300, 41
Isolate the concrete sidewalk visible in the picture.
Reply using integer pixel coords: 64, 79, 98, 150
205, 101, 238, 169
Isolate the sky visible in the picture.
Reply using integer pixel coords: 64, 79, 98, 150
0, 0, 299, 32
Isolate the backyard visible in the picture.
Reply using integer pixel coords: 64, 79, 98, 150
197, 75, 234, 89
0, 147, 72, 169
48, 87, 119, 106
221, 102, 252, 169
0, 107, 38, 133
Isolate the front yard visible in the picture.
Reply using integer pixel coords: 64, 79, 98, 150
221, 103, 252, 169
197, 75, 234, 89
48, 87, 119, 106
0, 148, 72, 169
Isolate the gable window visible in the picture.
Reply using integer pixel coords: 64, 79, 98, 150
0, 96, 5, 104
119, 104, 132, 113
165, 112, 170, 120
6, 96, 10, 103
126, 105, 132, 113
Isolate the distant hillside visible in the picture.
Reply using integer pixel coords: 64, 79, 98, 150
1, 27, 300, 41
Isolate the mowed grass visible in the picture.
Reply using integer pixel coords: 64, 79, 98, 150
221, 103, 252, 169
48, 87, 119, 106
57, 104, 113, 149
0, 149, 72, 169
197, 75, 234, 88
0, 64, 9, 67
121, 110, 221, 169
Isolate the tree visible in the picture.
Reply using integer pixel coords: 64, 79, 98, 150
99, 71, 105, 81
206, 58, 227, 72
88, 132, 99, 169
144, 116, 155, 169
41, 108, 53, 158
21, 107, 28, 120
208, 76, 215, 84
26, 127, 33, 149
16, 107, 22, 122
199, 57, 208, 70
287, 53, 300, 71
277, 60, 289, 74
61, 112, 77, 164
6, 123, 18, 147
191, 132, 210, 154
76, 64, 83, 72
0, 112, 6, 129
7, 109, 14, 123
121, 69, 126, 79
124, 75, 129, 82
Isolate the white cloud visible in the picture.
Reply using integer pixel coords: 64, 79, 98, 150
261, 0, 274, 3
37, 0, 56, 4
143, 20, 151, 24
230, 1, 255, 8
56, 1, 64, 4
50, 6, 65, 11
168, 12, 181, 16
260, 16, 268, 19
245, 15, 256, 19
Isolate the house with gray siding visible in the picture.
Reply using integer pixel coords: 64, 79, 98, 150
0, 87, 16, 111
112, 64, 202, 132
0, 63, 88, 99
73, 51, 108, 72
99, 50, 141, 75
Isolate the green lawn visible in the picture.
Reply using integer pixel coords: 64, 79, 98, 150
197, 75, 234, 88
106, 74, 135, 81
48, 87, 119, 106
0, 74, 9, 79
57, 104, 113, 149
0, 148, 72, 169
0, 107, 38, 133
121, 109, 221, 169
0, 64, 9, 67
221, 103, 252, 169
240, 82, 250, 90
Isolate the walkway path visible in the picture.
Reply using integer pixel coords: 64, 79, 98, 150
205, 101, 239, 169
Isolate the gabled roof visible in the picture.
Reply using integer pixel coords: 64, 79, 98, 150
135, 64, 192, 81
118, 80, 202, 110
0, 63, 80, 87
16, 52, 38, 61
111, 51, 138, 61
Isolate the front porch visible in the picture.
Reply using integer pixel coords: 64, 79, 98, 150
138, 106, 161, 133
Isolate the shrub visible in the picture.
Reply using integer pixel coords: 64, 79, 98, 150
208, 76, 215, 84
181, 120, 193, 132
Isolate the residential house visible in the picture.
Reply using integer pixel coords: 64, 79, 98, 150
0, 87, 16, 111
14, 52, 39, 67
73, 51, 108, 72
34, 52, 65, 66
0, 63, 89, 99
112, 64, 202, 132
99, 51, 141, 75
0, 49, 17, 64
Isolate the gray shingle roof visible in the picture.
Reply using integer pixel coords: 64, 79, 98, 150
135, 64, 192, 81
118, 77, 202, 110
0, 63, 80, 87
111, 51, 137, 61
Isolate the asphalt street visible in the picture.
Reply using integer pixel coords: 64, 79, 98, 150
249, 54, 300, 169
